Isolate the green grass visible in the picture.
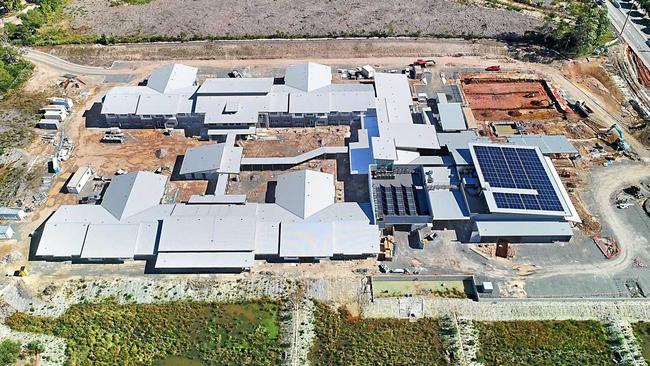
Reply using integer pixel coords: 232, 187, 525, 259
309, 302, 450, 366
475, 320, 614, 366
6, 300, 283, 366
372, 279, 467, 298
632, 322, 650, 364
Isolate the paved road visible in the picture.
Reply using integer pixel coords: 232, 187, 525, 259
22, 48, 120, 76
608, 0, 650, 69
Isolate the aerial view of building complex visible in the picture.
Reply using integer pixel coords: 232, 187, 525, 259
1, 0, 650, 364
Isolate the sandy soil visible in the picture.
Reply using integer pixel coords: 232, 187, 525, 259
241, 127, 348, 158
65, 0, 545, 39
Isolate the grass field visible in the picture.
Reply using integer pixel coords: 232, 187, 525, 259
6, 300, 283, 366
372, 278, 467, 298
309, 302, 450, 366
633, 322, 650, 364
475, 320, 614, 366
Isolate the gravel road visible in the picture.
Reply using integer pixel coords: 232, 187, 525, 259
66, 0, 545, 39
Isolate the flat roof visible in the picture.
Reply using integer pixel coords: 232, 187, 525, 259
371, 136, 397, 161
67, 166, 92, 188
332, 221, 379, 255
81, 224, 139, 259
279, 222, 334, 258
197, 78, 274, 95
158, 216, 256, 252
36, 222, 88, 257
428, 190, 470, 220
155, 251, 254, 269
438, 103, 467, 131
505, 135, 579, 155
475, 220, 573, 237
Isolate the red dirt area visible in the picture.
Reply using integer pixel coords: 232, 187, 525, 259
461, 74, 560, 121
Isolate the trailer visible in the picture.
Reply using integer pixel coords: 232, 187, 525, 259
0, 225, 14, 240
37, 119, 60, 130
66, 166, 93, 194
0, 208, 26, 221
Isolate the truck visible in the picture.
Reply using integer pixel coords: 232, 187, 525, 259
485, 65, 501, 71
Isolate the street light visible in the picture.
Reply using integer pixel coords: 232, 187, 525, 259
620, 7, 632, 38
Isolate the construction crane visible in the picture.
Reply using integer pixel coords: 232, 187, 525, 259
600, 123, 630, 151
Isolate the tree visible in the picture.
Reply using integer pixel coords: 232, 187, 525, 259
0, 339, 21, 366
0, 0, 22, 14
551, 0, 611, 55
26, 340, 45, 354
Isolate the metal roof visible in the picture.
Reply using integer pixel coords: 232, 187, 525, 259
275, 170, 335, 219
134, 221, 160, 256
475, 220, 573, 237
254, 221, 280, 256
101, 172, 167, 220
155, 251, 254, 269
279, 222, 334, 257
437, 131, 487, 166
438, 103, 467, 131
332, 221, 379, 255
0, 225, 12, 235
427, 190, 470, 220
386, 123, 440, 150
505, 135, 579, 155
101, 94, 140, 115
374, 73, 413, 108
80, 224, 140, 259
146, 64, 198, 94
285, 62, 332, 92
158, 216, 256, 252
197, 78, 274, 95
179, 142, 243, 175
371, 136, 397, 161
67, 166, 92, 188
36, 222, 88, 257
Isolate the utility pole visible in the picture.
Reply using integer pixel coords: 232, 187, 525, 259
620, 8, 632, 38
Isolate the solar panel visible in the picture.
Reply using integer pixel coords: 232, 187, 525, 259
472, 145, 564, 212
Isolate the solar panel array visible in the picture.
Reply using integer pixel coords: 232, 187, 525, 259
373, 185, 423, 218
472, 145, 564, 212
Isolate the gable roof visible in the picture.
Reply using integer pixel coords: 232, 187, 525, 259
147, 64, 198, 94
275, 170, 335, 219
285, 62, 332, 92
101, 172, 167, 220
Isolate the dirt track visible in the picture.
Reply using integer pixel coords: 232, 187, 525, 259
65, 0, 545, 39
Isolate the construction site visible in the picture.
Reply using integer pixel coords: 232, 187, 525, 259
0, 33, 650, 365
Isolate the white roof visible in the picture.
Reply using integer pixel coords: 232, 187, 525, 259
275, 170, 335, 219
371, 136, 397, 161
475, 220, 573, 237
67, 166, 92, 188
36, 222, 88, 257
438, 103, 467, 131
101, 172, 167, 220
80, 224, 140, 259
254, 221, 280, 256
332, 221, 380, 255
101, 94, 140, 115
179, 143, 243, 175
428, 190, 470, 220
374, 73, 413, 107
279, 222, 334, 258
147, 64, 198, 94
197, 78, 274, 95
134, 222, 160, 256
155, 251, 254, 269
158, 216, 256, 252
285, 62, 332, 92
387, 124, 440, 149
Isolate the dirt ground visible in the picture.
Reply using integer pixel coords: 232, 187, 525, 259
65, 0, 544, 39
37, 39, 510, 67
228, 159, 338, 203
462, 73, 561, 121
241, 127, 348, 158
562, 60, 626, 117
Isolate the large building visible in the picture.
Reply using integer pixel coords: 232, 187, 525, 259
35, 62, 582, 272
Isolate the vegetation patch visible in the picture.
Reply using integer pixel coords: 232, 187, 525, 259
6, 300, 283, 366
372, 278, 468, 298
309, 302, 450, 365
475, 320, 614, 365
632, 321, 650, 363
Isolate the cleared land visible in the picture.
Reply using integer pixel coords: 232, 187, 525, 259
65, 0, 544, 39
309, 302, 449, 365
475, 320, 614, 366
5, 301, 283, 366
633, 322, 650, 364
